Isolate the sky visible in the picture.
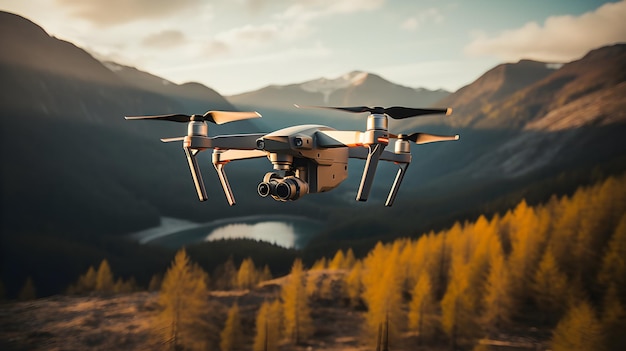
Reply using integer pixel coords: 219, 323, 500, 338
1, 0, 625, 96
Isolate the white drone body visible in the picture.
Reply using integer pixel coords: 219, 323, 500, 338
126, 105, 458, 207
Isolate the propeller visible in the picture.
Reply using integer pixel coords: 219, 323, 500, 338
295, 104, 451, 119
392, 132, 459, 144
125, 110, 261, 124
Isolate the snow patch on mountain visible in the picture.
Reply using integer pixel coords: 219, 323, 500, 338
300, 71, 369, 103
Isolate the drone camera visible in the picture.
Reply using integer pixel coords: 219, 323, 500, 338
257, 172, 309, 201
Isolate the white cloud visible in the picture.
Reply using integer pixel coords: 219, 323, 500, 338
465, 0, 626, 62
141, 30, 186, 49
55, 0, 206, 26
401, 7, 444, 32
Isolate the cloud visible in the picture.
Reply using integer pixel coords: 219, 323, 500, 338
465, 0, 626, 62
55, 0, 206, 26
141, 30, 186, 49
401, 7, 444, 32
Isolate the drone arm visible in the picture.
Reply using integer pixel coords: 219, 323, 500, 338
184, 147, 208, 201
208, 133, 268, 150
316, 131, 363, 147
211, 149, 267, 206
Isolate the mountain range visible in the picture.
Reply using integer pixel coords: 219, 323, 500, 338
1, 11, 625, 295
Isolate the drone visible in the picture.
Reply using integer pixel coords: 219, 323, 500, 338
126, 105, 459, 207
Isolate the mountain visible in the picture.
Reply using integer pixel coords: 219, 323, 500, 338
229, 71, 449, 107
0, 10, 270, 238
227, 71, 450, 131
427, 45, 626, 130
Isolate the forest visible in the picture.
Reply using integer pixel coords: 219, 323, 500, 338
5, 172, 622, 350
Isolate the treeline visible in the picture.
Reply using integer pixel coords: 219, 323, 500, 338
308, 173, 625, 350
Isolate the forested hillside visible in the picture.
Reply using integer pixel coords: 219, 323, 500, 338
3, 174, 623, 350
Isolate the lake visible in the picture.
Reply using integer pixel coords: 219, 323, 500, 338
130, 215, 323, 249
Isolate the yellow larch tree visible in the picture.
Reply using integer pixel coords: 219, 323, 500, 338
343, 260, 363, 306
551, 300, 604, 351
440, 255, 478, 349
281, 258, 313, 345
95, 259, 114, 293
482, 244, 514, 332
597, 213, 626, 294
532, 247, 570, 322
310, 257, 327, 271
220, 303, 243, 351
361, 241, 404, 346
156, 248, 211, 351
408, 272, 436, 344
344, 248, 356, 269
236, 257, 258, 290
18, 276, 36, 301
253, 300, 282, 351
328, 249, 345, 270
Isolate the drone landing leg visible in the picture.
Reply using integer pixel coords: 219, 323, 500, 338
184, 147, 208, 201
356, 143, 383, 201
214, 163, 236, 206
385, 163, 409, 207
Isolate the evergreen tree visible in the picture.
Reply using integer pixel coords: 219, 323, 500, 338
95, 259, 115, 293
281, 258, 313, 344
18, 276, 36, 301
551, 300, 604, 351
220, 303, 243, 351
156, 248, 211, 351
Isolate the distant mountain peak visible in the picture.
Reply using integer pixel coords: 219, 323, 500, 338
300, 71, 369, 103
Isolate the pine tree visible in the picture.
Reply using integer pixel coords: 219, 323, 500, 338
281, 258, 313, 344
220, 303, 243, 351
95, 259, 114, 293
156, 248, 211, 351
18, 276, 36, 301
253, 300, 282, 351
408, 272, 436, 343
551, 300, 604, 351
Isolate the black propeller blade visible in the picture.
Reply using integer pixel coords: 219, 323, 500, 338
393, 132, 459, 144
295, 104, 451, 119
125, 111, 261, 124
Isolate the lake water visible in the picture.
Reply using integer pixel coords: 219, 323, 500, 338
131, 215, 323, 249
